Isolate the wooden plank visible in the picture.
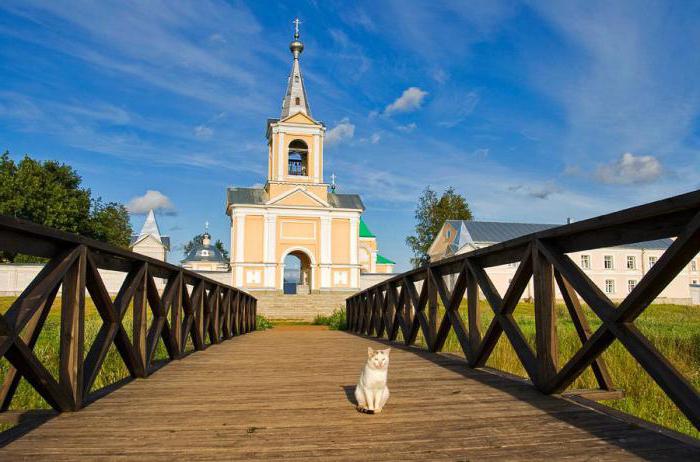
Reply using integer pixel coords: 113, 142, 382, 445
1, 328, 698, 460
554, 269, 614, 391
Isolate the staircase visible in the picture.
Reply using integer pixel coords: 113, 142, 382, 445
253, 292, 354, 321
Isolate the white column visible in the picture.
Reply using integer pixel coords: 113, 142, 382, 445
313, 134, 320, 182
264, 214, 277, 288
350, 216, 359, 288
277, 131, 285, 181
320, 215, 332, 288
371, 250, 378, 273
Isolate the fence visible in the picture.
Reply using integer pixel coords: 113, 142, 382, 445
347, 190, 700, 430
0, 215, 256, 413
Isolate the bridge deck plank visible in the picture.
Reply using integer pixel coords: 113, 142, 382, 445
1, 327, 698, 461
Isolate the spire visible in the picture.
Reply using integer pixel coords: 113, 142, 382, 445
138, 209, 162, 243
281, 17, 311, 118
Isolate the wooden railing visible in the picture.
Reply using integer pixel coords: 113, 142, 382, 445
347, 190, 700, 430
0, 215, 256, 413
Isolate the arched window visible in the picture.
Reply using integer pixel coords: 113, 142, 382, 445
288, 139, 308, 176
295, 97, 301, 105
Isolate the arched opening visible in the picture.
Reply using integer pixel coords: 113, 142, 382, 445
288, 139, 308, 176
283, 250, 312, 294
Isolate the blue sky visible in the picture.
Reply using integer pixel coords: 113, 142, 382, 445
1, 1, 699, 272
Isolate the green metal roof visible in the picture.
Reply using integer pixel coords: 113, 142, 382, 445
376, 254, 395, 264
359, 218, 375, 238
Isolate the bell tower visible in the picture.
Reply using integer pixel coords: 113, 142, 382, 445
265, 18, 327, 202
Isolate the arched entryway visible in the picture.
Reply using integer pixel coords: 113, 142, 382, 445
283, 249, 312, 294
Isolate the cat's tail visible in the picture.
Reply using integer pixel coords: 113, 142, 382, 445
356, 406, 375, 415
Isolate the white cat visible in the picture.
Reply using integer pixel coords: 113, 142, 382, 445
355, 347, 391, 414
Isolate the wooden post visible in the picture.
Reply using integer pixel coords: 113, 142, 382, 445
533, 242, 557, 389
428, 271, 438, 350
172, 271, 183, 358
59, 245, 86, 411
466, 267, 481, 360
132, 263, 148, 378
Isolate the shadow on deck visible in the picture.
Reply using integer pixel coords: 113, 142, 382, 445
1, 327, 698, 461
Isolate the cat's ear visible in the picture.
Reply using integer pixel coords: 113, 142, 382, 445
384, 347, 391, 355
367, 347, 374, 357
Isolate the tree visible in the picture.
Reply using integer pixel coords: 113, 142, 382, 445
405, 186, 473, 267
0, 151, 133, 261
183, 233, 229, 261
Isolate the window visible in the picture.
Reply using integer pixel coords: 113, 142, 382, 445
626, 256, 636, 270
627, 279, 637, 293
295, 96, 301, 105
201, 250, 210, 257
649, 256, 658, 268
692, 260, 697, 271
580, 255, 591, 269
604, 255, 613, 269
604, 279, 615, 294
287, 139, 308, 176
446, 230, 451, 239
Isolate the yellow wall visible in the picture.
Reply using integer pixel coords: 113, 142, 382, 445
331, 218, 350, 264
244, 215, 264, 262
277, 216, 320, 264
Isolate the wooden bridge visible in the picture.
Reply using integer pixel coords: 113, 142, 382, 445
1, 191, 699, 460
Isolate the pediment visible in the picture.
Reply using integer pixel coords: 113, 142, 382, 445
281, 112, 318, 125
267, 187, 329, 208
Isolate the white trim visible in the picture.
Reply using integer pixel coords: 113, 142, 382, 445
230, 206, 361, 219
279, 246, 317, 265
266, 186, 330, 208
313, 134, 320, 182
277, 132, 285, 180
279, 219, 317, 241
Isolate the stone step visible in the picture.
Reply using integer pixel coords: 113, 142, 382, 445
253, 292, 353, 320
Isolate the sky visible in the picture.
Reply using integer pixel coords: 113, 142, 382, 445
1, 0, 699, 272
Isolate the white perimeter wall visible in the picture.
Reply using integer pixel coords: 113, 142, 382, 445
0, 264, 231, 296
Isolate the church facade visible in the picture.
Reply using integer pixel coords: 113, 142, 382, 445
226, 24, 393, 293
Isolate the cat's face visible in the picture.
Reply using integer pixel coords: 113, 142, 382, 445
367, 347, 391, 369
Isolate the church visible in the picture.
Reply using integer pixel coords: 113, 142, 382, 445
226, 22, 394, 293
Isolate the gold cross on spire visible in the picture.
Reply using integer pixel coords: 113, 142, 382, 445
293, 17, 301, 39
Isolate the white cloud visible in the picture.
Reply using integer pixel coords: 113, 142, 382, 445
396, 122, 417, 133
126, 190, 175, 214
595, 152, 663, 185
384, 87, 428, 114
194, 125, 214, 139
437, 91, 479, 127
508, 181, 561, 200
370, 133, 381, 144
326, 118, 355, 145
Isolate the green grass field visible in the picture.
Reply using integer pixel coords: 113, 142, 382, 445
409, 300, 700, 439
1, 296, 698, 439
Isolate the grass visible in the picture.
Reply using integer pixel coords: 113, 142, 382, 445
256, 314, 274, 330
415, 300, 700, 439
0, 297, 272, 417
312, 308, 347, 330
